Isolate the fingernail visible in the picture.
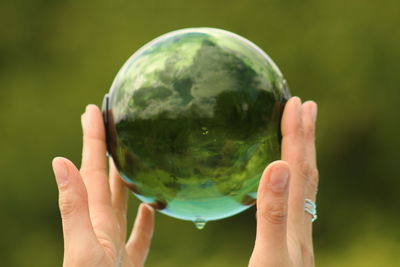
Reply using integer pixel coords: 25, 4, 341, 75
269, 166, 289, 193
52, 158, 69, 187
81, 112, 87, 130
311, 102, 318, 122
142, 203, 154, 213
82, 104, 97, 130
86, 104, 97, 113
297, 98, 303, 110
292, 96, 302, 114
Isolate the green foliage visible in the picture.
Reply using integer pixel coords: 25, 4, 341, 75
0, 0, 399, 266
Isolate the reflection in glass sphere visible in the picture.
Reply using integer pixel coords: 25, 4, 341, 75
102, 27, 291, 229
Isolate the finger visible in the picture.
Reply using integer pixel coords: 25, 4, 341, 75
126, 203, 155, 267
302, 101, 318, 255
281, 97, 308, 230
250, 161, 290, 264
80, 105, 115, 243
80, 104, 111, 206
110, 157, 128, 240
302, 101, 318, 202
52, 157, 99, 254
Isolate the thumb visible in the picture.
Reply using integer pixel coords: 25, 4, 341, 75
251, 160, 290, 263
52, 157, 98, 252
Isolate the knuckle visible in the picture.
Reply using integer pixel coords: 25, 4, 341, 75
284, 117, 305, 140
296, 159, 311, 181
89, 211, 108, 230
288, 122, 305, 139
310, 168, 319, 185
83, 134, 106, 145
304, 123, 316, 141
58, 195, 80, 219
298, 120, 305, 138
259, 199, 288, 225
80, 167, 108, 179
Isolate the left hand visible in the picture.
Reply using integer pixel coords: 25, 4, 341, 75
52, 105, 154, 267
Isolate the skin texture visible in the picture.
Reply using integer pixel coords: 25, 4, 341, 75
51, 96, 318, 267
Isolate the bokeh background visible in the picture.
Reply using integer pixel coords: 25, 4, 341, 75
1, 0, 399, 266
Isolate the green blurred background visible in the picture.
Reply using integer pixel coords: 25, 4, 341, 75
1, 0, 399, 266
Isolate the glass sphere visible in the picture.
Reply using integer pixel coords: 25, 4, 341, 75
102, 27, 290, 228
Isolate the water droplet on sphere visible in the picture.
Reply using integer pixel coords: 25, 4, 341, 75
193, 218, 207, 230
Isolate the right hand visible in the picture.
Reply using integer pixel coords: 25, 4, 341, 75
248, 97, 319, 267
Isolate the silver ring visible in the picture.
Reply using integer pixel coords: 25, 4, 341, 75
304, 198, 317, 222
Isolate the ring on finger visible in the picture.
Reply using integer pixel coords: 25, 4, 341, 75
304, 198, 317, 222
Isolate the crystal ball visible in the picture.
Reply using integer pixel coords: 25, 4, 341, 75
102, 27, 291, 228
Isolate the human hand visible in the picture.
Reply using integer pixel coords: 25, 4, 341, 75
249, 97, 318, 267
52, 105, 154, 267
